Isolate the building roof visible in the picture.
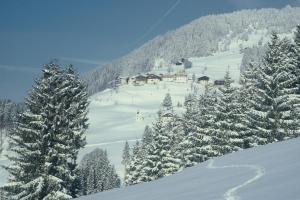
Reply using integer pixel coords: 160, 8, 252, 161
147, 74, 161, 79
135, 75, 147, 81
198, 76, 209, 81
214, 80, 225, 85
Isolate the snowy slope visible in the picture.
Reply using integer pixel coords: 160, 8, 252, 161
0, 50, 243, 186
0, 21, 295, 187
84, 6, 300, 95
78, 138, 300, 200
0, 30, 289, 185
78, 48, 244, 179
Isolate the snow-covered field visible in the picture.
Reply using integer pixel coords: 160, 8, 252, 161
78, 49, 243, 180
0, 29, 290, 186
78, 137, 300, 200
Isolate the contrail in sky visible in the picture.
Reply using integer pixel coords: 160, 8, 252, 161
59, 57, 107, 65
129, 0, 181, 48
0, 64, 38, 73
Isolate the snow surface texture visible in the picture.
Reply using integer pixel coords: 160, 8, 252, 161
78, 138, 300, 200
0, 29, 291, 185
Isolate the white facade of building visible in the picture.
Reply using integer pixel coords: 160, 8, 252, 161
175, 74, 188, 83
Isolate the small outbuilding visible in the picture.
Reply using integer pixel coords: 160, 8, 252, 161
214, 80, 225, 86
197, 76, 210, 84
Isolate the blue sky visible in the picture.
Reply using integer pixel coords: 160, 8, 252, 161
0, 0, 299, 101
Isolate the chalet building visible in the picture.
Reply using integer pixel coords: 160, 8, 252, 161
214, 80, 225, 86
134, 75, 147, 85
197, 76, 209, 84
162, 74, 176, 82
175, 71, 188, 83
146, 74, 162, 84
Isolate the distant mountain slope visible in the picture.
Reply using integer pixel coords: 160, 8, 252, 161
83, 6, 300, 95
78, 137, 300, 200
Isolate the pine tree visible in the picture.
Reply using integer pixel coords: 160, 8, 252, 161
159, 93, 173, 116
213, 71, 245, 155
124, 141, 142, 185
142, 125, 153, 147
247, 33, 300, 144
79, 148, 118, 195
181, 84, 218, 167
273, 38, 300, 140
139, 94, 180, 181
239, 62, 259, 148
125, 126, 154, 185
293, 25, 300, 75
2, 63, 88, 199
291, 24, 300, 138
121, 141, 131, 178
62, 65, 89, 197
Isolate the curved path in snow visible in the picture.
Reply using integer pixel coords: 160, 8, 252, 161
207, 159, 265, 200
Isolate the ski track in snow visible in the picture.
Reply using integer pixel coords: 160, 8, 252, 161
207, 159, 265, 200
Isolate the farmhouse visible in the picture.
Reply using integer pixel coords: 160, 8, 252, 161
134, 75, 147, 85
162, 74, 175, 82
175, 71, 188, 83
147, 74, 161, 84
197, 76, 209, 84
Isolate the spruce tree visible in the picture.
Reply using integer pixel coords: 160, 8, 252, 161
247, 33, 300, 144
139, 94, 180, 181
239, 62, 259, 148
213, 71, 245, 155
2, 63, 88, 199
121, 141, 131, 178
125, 141, 143, 185
181, 84, 218, 167
79, 148, 118, 195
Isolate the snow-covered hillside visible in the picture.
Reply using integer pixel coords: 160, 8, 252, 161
0, 29, 291, 185
78, 137, 300, 200
84, 6, 300, 95
0, 46, 243, 187
79, 48, 245, 179
79, 27, 287, 179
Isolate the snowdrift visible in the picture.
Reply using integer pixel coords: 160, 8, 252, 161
78, 137, 300, 200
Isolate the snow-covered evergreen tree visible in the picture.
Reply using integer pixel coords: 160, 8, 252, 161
247, 33, 300, 144
125, 126, 154, 185
293, 25, 300, 77
181, 84, 219, 167
125, 141, 141, 185
62, 65, 89, 197
138, 94, 180, 182
2, 63, 88, 200
142, 125, 153, 147
238, 63, 259, 148
122, 141, 131, 178
213, 71, 245, 155
159, 93, 173, 117
79, 148, 119, 195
